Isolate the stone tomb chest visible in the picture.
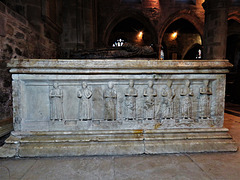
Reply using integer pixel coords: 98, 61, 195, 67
0, 59, 237, 157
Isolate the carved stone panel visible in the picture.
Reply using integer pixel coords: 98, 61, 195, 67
180, 80, 194, 120
12, 73, 226, 131
161, 80, 175, 120
50, 83, 64, 121
199, 80, 212, 119
78, 82, 93, 121
125, 80, 138, 120
143, 81, 157, 120
104, 82, 117, 121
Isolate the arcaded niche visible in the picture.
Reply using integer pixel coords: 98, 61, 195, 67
0, 59, 237, 157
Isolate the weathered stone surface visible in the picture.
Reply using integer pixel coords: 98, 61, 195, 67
8, 59, 233, 74
0, 59, 237, 157
5, 59, 233, 129
18, 26, 28, 33
6, 24, 14, 36
0, 15, 5, 36
0, 128, 237, 157
15, 32, 25, 39
6, 37, 14, 43
144, 129, 237, 153
203, 0, 230, 59
0, 2, 58, 122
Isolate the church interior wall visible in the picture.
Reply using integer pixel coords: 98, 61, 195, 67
61, 0, 205, 58
0, 1, 61, 121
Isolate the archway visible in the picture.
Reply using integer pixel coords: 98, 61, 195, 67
161, 18, 202, 60
103, 10, 157, 49
108, 17, 154, 47
158, 10, 203, 59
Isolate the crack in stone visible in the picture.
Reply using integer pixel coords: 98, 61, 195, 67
185, 154, 213, 180
20, 160, 38, 180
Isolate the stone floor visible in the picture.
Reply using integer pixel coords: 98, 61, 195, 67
1, 103, 240, 180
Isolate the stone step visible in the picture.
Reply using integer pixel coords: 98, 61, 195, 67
0, 128, 237, 157
7, 131, 232, 143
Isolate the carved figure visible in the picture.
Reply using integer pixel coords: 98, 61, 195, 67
50, 83, 63, 121
125, 80, 138, 120
70, 42, 156, 59
180, 80, 194, 119
78, 82, 93, 120
143, 81, 157, 120
104, 82, 117, 121
161, 80, 175, 119
199, 80, 212, 119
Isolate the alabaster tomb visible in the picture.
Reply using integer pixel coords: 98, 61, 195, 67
0, 59, 237, 157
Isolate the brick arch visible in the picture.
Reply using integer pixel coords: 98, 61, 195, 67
102, 9, 158, 47
228, 13, 240, 37
158, 10, 204, 49
228, 12, 240, 24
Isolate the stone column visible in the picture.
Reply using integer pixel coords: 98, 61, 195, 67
202, 0, 230, 59
82, 0, 97, 49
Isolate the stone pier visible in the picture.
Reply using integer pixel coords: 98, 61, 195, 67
0, 59, 237, 157
202, 0, 230, 59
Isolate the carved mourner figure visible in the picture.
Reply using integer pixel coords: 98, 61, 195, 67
78, 82, 93, 120
143, 81, 157, 120
125, 80, 138, 120
199, 80, 212, 119
104, 82, 117, 121
180, 80, 194, 119
50, 83, 63, 121
161, 80, 175, 119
